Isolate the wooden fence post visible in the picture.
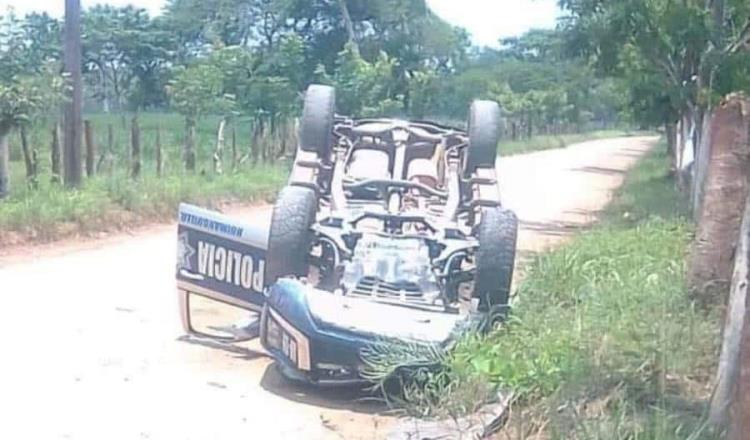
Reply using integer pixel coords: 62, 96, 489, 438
107, 123, 114, 156
50, 123, 62, 184
0, 126, 9, 198
84, 119, 96, 177
155, 125, 163, 178
184, 118, 196, 172
253, 117, 264, 164
96, 123, 113, 172
213, 117, 226, 174
231, 124, 237, 172
130, 115, 141, 179
20, 125, 38, 188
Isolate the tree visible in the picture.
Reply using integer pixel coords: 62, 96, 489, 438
168, 55, 235, 171
324, 43, 402, 117
559, 0, 750, 153
0, 10, 67, 196
0, 66, 66, 198
22, 13, 61, 66
83, 6, 173, 111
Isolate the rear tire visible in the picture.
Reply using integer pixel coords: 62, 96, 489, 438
465, 100, 502, 176
265, 186, 318, 284
299, 84, 336, 160
474, 207, 518, 321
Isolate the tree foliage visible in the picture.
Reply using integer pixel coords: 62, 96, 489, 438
168, 61, 235, 122
1, 0, 746, 136
559, 0, 750, 126
0, 12, 66, 132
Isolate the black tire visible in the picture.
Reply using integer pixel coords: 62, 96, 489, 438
299, 84, 336, 159
265, 186, 318, 284
474, 207, 518, 319
465, 100, 502, 175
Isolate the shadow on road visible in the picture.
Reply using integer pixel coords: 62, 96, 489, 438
570, 165, 626, 176
178, 334, 389, 415
520, 219, 585, 237
260, 364, 389, 415
177, 335, 268, 361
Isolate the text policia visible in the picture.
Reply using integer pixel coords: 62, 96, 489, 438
197, 241, 265, 292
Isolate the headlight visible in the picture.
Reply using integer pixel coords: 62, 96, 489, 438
264, 308, 311, 371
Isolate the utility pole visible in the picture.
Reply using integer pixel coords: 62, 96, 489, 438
63, 0, 83, 188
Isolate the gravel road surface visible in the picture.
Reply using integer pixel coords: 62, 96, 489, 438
0, 136, 656, 440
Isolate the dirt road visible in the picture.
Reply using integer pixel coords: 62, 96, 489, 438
0, 136, 656, 440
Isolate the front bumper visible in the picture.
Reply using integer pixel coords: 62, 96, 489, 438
260, 279, 475, 386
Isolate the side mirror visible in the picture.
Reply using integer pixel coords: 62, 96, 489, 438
178, 289, 260, 342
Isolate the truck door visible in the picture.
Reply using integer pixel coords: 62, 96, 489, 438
175, 203, 269, 340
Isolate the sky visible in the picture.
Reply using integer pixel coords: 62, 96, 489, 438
0, 0, 562, 47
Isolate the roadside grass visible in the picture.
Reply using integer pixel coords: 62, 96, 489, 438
0, 161, 285, 244
1, 112, 287, 245
10, 112, 258, 171
371, 146, 719, 439
501, 129, 643, 156
0, 112, 643, 245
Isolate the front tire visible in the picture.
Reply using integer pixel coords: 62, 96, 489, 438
474, 207, 518, 321
265, 186, 318, 284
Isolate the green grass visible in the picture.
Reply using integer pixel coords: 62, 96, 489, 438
501, 129, 643, 156
11, 112, 275, 174
0, 113, 643, 245
0, 160, 285, 244
374, 146, 719, 439
0, 112, 289, 244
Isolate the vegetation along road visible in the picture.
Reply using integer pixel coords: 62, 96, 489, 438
0, 136, 655, 439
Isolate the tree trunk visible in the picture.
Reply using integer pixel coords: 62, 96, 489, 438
730, 275, 750, 440
63, 0, 83, 188
97, 123, 114, 173
155, 125, 163, 178
84, 120, 96, 177
213, 118, 226, 174
665, 121, 677, 175
130, 115, 141, 179
184, 117, 196, 172
20, 126, 33, 177
691, 110, 713, 218
20, 125, 38, 188
688, 95, 750, 302
712, 0, 727, 33
0, 126, 10, 198
709, 188, 750, 431
337, 0, 358, 53
278, 118, 292, 159
676, 114, 694, 190
51, 123, 62, 183
99, 68, 110, 113
270, 116, 277, 159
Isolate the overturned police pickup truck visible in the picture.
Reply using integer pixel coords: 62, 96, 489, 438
176, 85, 518, 385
